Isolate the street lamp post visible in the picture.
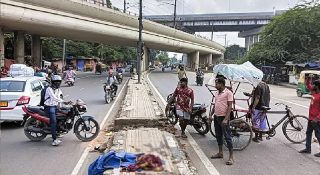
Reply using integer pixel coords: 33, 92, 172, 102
62, 39, 66, 71
173, 0, 177, 29
137, 0, 143, 84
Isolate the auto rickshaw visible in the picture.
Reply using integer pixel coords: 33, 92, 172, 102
296, 70, 320, 97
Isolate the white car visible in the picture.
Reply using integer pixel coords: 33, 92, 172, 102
0, 76, 46, 122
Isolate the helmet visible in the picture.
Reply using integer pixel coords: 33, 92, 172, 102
51, 75, 62, 89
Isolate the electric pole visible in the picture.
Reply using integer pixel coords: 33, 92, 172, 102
137, 0, 143, 83
124, 0, 127, 13
173, 0, 177, 29
62, 39, 66, 71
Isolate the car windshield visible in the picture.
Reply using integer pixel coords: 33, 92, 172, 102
0, 81, 26, 92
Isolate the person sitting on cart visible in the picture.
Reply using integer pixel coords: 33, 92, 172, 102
210, 77, 234, 165
166, 78, 194, 138
250, 78, 270, 142
299, 75, 320, 157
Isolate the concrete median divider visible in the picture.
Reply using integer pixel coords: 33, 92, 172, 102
98, 77, 196, 174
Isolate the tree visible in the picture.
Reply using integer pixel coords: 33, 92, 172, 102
106, 0, 112, 8
149, 49, 160, 62
224, 45, 246, 60
244, 2, 320, 65
157, 51, 170, 65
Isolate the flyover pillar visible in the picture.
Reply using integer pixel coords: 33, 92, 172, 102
0, 28, 4, 67
14, 31, 25, 64
208, 53, 213, 66
32, 35, 41, 67
194, 51, 200, 70
212, 54, 223, 66
187, 51, 199, 70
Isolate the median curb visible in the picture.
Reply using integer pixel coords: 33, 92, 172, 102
146, 73, 220, 175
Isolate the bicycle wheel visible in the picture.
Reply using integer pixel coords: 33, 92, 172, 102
282, 115, 308, 143
225, 119, 253, 151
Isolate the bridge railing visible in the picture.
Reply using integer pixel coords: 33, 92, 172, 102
83, 0, 139, 16
78, 0, 218, 44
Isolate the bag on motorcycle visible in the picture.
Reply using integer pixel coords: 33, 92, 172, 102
39, 86, 49, 106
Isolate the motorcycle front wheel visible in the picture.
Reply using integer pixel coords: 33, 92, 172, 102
74, 117, 100, 142
24, 118, 47, 141
167, 108, 178, 125
105, 91, 111, 104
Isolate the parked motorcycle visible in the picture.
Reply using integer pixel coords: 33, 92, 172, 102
116, 73, 123, 84
103, 83, 116, 104
22, 99, 100, 142
166, 94, 209, 135
196, 75, 204, 86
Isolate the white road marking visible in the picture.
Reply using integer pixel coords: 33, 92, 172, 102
146, 73, 220, 175
80, 88, 85, 91
271, 97, 309, 109
70, 147, 90, 175
70, 79, 129, 175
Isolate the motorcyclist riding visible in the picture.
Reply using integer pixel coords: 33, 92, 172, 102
196, 68, 204, 77
178, 65, 187, 81
65, 66, 76, 82
44, 75, 64, 146
106, 72, 118, 96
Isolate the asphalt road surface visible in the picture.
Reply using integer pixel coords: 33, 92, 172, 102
0, 72, 127, 175
149, 69, 320, 175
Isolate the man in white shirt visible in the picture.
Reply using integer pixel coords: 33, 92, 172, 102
106, 72, 118, 96
44, 75, 64, 146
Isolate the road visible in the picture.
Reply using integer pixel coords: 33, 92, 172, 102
0, 72, 126, 175
149, 69, 320, 175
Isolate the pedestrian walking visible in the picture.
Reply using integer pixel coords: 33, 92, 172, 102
210, 77, 234, 165
299, 75, 320, 157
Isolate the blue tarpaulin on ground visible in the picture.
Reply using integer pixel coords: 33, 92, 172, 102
88, 150, 138, 175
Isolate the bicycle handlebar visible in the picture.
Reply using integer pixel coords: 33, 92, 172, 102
275, 103, 290, 110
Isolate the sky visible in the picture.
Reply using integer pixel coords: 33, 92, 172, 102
110, 0, 304, 58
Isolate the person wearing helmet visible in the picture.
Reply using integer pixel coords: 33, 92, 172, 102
44, 75, 64, 146
106, 72, 118, 96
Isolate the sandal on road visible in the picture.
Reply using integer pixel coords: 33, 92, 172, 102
314, 153, 320, 157
210, 153, 223, 159
226, 159, 234, 165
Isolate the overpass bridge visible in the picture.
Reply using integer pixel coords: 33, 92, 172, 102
0, 0, 225, 70
146, 11, 285, 50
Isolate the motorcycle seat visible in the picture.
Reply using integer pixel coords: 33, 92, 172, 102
27, 106, 48, 117
192, 104, 202, 110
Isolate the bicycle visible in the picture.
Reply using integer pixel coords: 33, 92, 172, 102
206, 85, 308, 151
252, 103, 308, 143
